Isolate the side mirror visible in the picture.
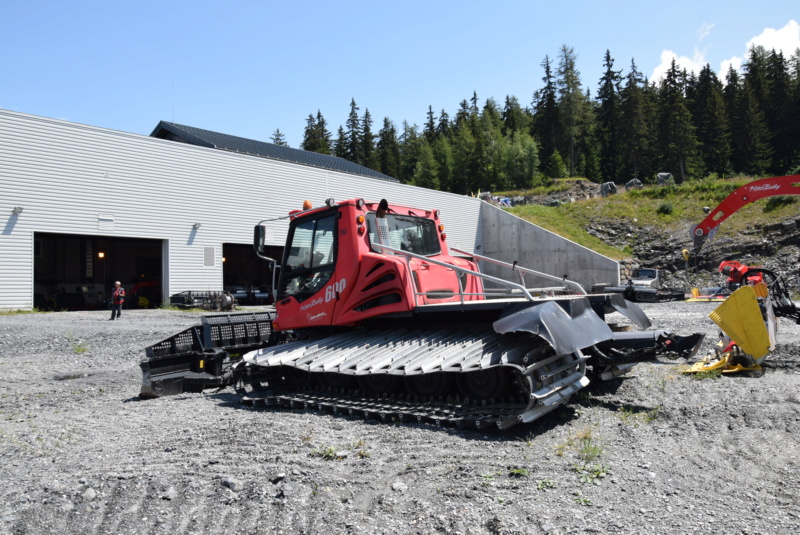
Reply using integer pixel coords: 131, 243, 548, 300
253, 225, 266, 255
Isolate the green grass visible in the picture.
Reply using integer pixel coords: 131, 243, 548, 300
0, 308, 44, 315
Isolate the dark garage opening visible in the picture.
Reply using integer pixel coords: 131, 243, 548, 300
222, 243, 282, 305
34, 233, 164, 310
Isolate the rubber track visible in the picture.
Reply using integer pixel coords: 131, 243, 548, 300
241, 388, 529, 430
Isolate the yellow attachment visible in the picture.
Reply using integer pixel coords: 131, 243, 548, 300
684, 352, 762, 374
752, 281, 769, 299
708, 285, 770, 360
199, 359, 204, 370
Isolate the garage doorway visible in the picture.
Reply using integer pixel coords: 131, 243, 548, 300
34, 233, 164, 310
222, 243, 282, 305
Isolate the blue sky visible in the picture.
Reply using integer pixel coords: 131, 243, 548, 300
2, 1, 798, 148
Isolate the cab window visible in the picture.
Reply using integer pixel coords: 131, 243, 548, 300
365, 213, 441, 256
279, 213, 336, 301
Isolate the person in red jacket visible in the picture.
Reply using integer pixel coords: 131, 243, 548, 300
109, 281, 125, 320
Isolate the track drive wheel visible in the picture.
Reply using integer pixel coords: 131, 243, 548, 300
404, 373, 453, 398
357, 374, 402, 397
456, 368, 507, 400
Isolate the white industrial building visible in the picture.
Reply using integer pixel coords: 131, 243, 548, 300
0, 108, 620, 311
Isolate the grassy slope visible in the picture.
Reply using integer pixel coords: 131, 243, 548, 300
505, 177, 800, 260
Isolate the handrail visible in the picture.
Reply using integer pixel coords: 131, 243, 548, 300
451, 247, 587, 295
371, 242, 575, 302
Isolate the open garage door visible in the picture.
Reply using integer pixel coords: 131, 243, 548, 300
34, 233, 164, 310
222, 243, 282, 305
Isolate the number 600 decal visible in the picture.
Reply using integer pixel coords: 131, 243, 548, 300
325, 278, 346, 302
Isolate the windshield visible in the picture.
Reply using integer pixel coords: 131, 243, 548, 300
365, 213, 441, 256
278, 212, 336, 302
633, 269, 656, 279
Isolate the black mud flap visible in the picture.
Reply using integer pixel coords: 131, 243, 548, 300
602, 293, 651, 330
139, 311, 275, 398
492, 298, 614, 355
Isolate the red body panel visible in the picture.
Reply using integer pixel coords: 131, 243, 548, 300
273, 199, 485, 331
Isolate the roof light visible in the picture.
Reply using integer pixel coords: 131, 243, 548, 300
303, 200, 313, 210
325, 198, 336, 207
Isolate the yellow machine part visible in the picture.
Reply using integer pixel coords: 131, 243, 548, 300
708, 285, 770, 360
686, 287, 726, 302
684, 285, 770, 374
684, 351, 762, 374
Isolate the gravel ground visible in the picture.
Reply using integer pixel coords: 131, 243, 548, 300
1, 303, 799, 535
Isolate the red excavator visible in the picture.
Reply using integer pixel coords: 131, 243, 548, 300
140, 197, 707, 429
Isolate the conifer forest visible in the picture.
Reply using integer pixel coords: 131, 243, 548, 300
281, 45, 800, 194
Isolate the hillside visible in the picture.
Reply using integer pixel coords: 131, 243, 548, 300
503, 178, 800, 292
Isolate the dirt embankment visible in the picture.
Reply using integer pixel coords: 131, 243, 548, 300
1, 305, 799, 535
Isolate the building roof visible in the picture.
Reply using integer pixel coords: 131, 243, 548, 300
150, 121, 398, 182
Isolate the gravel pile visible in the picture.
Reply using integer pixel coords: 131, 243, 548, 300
1, 304, 799, 535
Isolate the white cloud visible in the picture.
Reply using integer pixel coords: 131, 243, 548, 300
698, 23, 714, 40
650, 48, 708, 82
652, 19, 800, 82
719, 56, 743, 76
720, 20, 800, 75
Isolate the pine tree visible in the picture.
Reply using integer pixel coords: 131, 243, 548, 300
765, 50, 794, 173
556, 45, 590, 177
432, 135, 455, 192
452, 124, 477, 194
376, 117, 401, 179
619, 60, 654, 180
596, 50, 623, 182
532, 55, 559, 177
656, 59, 700, 182
270, 128, 288, 147
424, 106, 436, 143
399, 121, 421, 183
502, 95, 529, 137
412, 141, 440, 189
790, 49, 800, 171
361, 108, 377, 170
692, 65, 731, 176
332, 126, 347, 159
724, 66, 745, 173
344, 98, 362, 164
301, 111, 332, 154
503, 131, 539, 188
739, 84, 773, 174
436, 109, 451, 137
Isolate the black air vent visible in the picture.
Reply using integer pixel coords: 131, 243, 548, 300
363, 273, 396, 291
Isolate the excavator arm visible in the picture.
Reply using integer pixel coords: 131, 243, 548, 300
691, 174, 800, 253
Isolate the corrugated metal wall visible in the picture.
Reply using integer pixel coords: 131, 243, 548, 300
0, 109, 483, 309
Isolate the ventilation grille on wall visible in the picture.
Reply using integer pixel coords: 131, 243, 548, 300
204, 246, 215, 267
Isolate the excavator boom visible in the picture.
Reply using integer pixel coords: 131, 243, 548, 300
691, 174, 800, 253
